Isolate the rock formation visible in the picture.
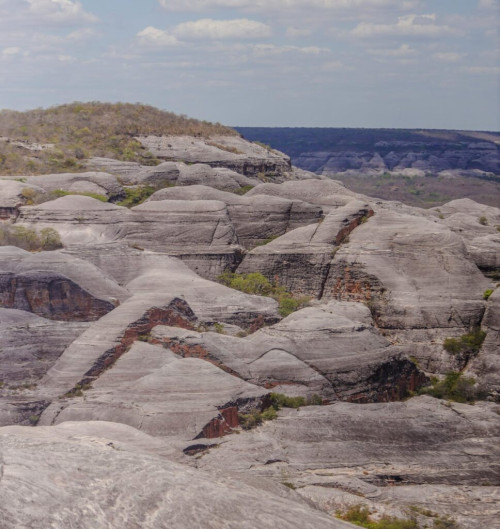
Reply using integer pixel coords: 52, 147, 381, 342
0, 127, 498, 529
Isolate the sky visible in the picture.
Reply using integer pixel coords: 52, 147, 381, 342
0, 0, 498, 130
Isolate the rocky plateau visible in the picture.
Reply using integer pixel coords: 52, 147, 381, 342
0, 129, 499, 529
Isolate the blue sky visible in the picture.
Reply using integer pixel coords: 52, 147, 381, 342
0, 0, 498, 130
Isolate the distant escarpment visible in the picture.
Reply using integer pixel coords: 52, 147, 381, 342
236, 127, 500, 207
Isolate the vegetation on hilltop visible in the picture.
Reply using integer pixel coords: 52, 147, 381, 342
0, 102, 236, 175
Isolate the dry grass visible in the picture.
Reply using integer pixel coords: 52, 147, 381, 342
0, 102, 236, 175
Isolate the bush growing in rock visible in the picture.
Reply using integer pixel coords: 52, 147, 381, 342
218, 271, 310, 317
418, 371, 486, 403
337, 504, 419, 529
483, 289, 493, 300
117, 186, 156, 207
443, 328, 486, 356
0, 224, 62, 251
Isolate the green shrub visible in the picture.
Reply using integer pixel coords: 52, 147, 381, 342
0, 224, 62, 251
418, 371, 485, 403
51, 190, 108, 202
478, 216, 488, 226
270, 393, 306, 409
483, 289, 493, 300
118, 186, 156, 207
238, 409, 265, 430
307, 394, 323, 405
443, 328, 486, 356
213, 322, 226, 334
218, 271, 310, 318
337, 505, 418, 529
254, 235, 278, 247
232, 185, 254, 195
432, 517, 460, 529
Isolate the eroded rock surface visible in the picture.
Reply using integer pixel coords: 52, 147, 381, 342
195, 396, 500, 529
1, 130, 499, 529
0, 422, 350, 529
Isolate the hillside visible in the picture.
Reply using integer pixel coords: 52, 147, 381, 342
0, 108, 499, 529
0, 102, 236, 175
236, 127, 500, 208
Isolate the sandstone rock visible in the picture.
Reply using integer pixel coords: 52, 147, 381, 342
433, 198, 500, 275
37, 295, 197, 398
0, 180, 47, 219
0, 422, 349, 529
246, 180, 358, 213
148, 184, 323, 248
0, 308, 88, 385
196, 396, 500, 529
238, 200, 372, 295
469, 287, 500, 398
137, 134, 291, 177
0, 246, 128, 321
41, 341, 267, 440
151, 300, 425, 402
16, 195, 131, 245
23, 171, 123, 199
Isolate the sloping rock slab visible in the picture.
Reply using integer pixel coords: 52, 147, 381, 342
0, 422, 349, 529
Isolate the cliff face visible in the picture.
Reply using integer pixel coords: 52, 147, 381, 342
236, 127, 500, 207
0, 128, 498, 529
235, 127, 500, 176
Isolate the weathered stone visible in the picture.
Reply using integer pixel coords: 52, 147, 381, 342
0, 247, 128, 320
148, 184, 323, 248
40, 341, 267, 440
137, 134, 292, 177
23, 171, 123, 199
0, 180, 47, 219
196, 396, 500, 529
152, 300, 426, 402
0, 422, 350, 529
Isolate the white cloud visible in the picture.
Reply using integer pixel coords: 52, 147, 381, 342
367, 43, 417, 56
57, 53, 76, 62
321, 60, 346, 71
158, 0, 419, 11
478, 0, 498, 9
351, 14, 459, 38
252, 43, 329, 56
2, 46, 21, 56
66, 28, 98, 41
432, 52, 464, 62
172, 18, 272, 40
25, 0, 99, 24
464, 65, 500, 74
136, 26, 180, 47
286, 27, 312, 38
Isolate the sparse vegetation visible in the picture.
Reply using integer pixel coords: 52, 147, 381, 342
231, 185, 254, 195
0, 224, 63, 251
63, 382, 92, 398
483, 289, 493, 300
418, 371, 486, 403
478, 216, 488, 226
238, 392, 322, 430
337, 505, 418, 529
217, 271, 310, 317
238, 406, 278, 430
213, 322, 226, 334
254, 235, 279, 247
51, 190, 109, 202
117, 185, 156, 207
0, 102, 237, 175
206, 141, 243, 154
443, 328, 486, 356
